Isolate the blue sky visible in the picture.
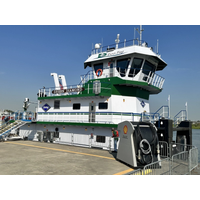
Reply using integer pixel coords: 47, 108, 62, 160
0, 25, 200, 121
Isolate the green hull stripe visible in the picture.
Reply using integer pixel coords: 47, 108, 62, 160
37, 121, 118, 128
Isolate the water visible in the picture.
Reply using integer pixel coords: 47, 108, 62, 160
173, 129, 200, 163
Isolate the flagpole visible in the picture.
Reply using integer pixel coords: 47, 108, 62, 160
185, 102, 188, 120
168, 95, 170, 119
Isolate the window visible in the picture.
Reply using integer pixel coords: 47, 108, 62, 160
96, 135, 106, 143
142, 60, 156, 81
142, 60, 156, 75
54, 100, 60, 109
117, 58, 130, 77
94, 63, 103, 75
128, 58, 143, 77
73, 103, 81, 110
99, 102, 108, 109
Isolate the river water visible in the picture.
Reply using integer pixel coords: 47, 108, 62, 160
173, 129, 200, 162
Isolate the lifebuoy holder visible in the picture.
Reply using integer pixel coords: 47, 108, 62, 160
96, 69, 103, 77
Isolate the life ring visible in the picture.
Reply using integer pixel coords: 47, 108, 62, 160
96, 69, 103, 77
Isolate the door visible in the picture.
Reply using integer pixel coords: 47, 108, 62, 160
89, 102, 96, 122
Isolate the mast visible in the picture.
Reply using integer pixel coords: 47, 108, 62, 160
140, 25, 143, 45
136, 25, 144, 46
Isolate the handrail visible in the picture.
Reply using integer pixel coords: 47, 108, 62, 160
90, 38, 150, 56
174, 110, 187, 125
154, 105, 169, 119
37, 111, 161, 125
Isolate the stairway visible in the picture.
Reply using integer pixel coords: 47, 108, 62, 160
0, 120, 27, 138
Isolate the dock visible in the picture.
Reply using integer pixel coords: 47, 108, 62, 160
0, 140, 199, 175
0, 140, 133, 175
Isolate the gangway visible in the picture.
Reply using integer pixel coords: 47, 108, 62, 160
0, 120, 27, 138
0, 111, 35, 139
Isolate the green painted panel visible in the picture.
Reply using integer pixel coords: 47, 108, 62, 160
36, 121, 118, 128
38, 77, 160, 100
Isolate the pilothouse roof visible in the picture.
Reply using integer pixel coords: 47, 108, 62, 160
84, 32, 167, 71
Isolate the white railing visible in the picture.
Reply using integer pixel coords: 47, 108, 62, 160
37, 111, 162, 125
90, 38, 157, 56
154, 106, 169, 119
80, 69, 165, 89
174, 110, 187, 126
37, 112, 141, 124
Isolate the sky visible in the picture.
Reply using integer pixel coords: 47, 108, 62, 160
0, 1, 200, 122
0, 25, 200, 121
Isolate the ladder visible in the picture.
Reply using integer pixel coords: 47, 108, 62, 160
0, 120, 27, 138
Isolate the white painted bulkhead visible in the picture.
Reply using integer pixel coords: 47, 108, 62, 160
110, 95, 149, 123
37, 94, 149, 124
19, 123, 118, 150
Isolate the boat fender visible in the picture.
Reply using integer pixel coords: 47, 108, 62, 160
96, 69, 103, 77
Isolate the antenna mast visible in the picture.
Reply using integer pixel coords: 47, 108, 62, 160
140, 25, 143, 45
136, 25, 144, 46
157, 39, 159, 54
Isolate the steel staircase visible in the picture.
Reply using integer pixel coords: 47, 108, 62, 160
0, 120, 27, 138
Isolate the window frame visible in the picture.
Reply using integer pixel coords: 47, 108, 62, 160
96, 135, 106, 143
73, 103, 81, 110
116, 57, 131, 77
128, 57, 143, 77
98, 102, 108, 110
142, 60, 156, 75
93, 63, 103, 74
54, 100, 60, 109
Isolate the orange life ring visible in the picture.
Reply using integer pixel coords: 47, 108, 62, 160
96, 69, 103, 77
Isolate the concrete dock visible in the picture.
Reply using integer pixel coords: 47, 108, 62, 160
0, 140, 199, 175
0, 140, 133, 175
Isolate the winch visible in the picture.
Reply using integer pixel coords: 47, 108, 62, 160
117, 121, 161, 168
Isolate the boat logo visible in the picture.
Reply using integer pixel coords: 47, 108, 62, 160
42, 104, 51, 112
141, 101, 145, 108
123, 125, 128, 134
98, 50, 125, 59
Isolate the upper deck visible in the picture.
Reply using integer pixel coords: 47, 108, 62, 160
38, 33, 167, 100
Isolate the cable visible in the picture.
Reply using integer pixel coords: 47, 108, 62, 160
135, 122, 158, 165
140, 139, 151, 154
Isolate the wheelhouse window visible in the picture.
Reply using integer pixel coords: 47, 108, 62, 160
142, 60, 156, 81
94, 63, 103, 76
54, 100, 60, 109
142, 60, 156, 75
128, 58, 143, 77
73, 103, 81, 110
99, 102, 108, 110
117, 58, 130, 77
